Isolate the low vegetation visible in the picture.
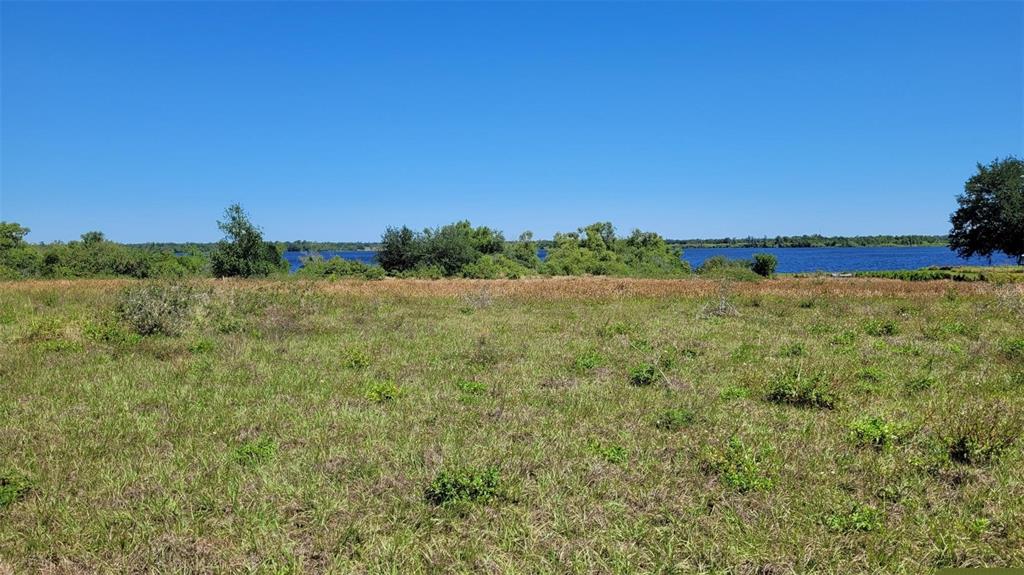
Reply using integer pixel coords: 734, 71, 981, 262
1, 277, 1023, 571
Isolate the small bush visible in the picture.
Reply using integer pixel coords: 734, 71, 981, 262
0, 470, 32, 508
116, 283, 197, 336
654, 408, 695, 431
628, 363, 659, 386
365, 380, 401, 403
824, 503, 883, 533
936, 401, 1022, 465
701, 436, 774, 493
573, 350, 604, 371
765, 370, 837, 409
425, 466, 501, 505
232, 437, 277, 466
297, 256, 385, 280
848, 416, 905, 449
751, 253, 778, 277
864, 319, 900, 337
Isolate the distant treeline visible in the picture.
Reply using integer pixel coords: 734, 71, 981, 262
664, 235, 948, 248
127, 234, 949, 254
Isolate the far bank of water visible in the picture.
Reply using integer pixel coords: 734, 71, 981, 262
284, 246, 1017, 274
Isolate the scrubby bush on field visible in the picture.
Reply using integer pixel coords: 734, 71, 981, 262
542, 223, 690, 277
296, 255, 384, 280
696, 256, 762, 281
377, 221, 508, 277
116, 282, 199, 336
461, 254, 531, 279
751, 253, 778, 277
425, 466, 501, 505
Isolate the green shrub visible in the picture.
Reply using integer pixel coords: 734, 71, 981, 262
628, 363, 659, 386
461, 254, 530, 279
116, 283, 197, 336
0, 470, 32, 508
697, 256, 762, 281
210, 204, 288, 278
824, 503, 883, 533
365, 380, 401, 403
751, 253, 778, 277
765, 370, 837, 409
296, 256, 385, 280
864, 319, 900, 336
84, 319, 141, 347
701, 436, 774, 493
848, 416, 905, 449
425, 466, 501, 505
654, 408, 695, 431
232, 437, 277, 466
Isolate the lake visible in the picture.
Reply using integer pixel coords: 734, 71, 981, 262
284, 246, 1017, 274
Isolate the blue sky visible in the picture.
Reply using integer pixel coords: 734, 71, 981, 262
2, 1, 1021, 243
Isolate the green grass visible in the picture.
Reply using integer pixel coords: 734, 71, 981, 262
1, 278, 1023, 572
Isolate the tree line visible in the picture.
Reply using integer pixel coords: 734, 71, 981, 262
2, 156, 1021, 279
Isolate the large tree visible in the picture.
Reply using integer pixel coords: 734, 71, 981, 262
949, 157, 1024, 265
210, 204, 286, 277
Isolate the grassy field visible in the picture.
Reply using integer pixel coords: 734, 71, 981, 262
2, 277, 1023, 573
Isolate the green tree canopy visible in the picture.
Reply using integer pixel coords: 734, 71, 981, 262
210, 204, 286, 278
950, 157, 1024, 265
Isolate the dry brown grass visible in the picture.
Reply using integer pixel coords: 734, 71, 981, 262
0, 276, 999, 301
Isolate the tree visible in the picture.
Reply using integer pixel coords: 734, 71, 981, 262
210, 204, 286, 277
377, 226, 419, 273
950, 157, 1024, 265
0, 222, 40, 278
751, 253, 778, 277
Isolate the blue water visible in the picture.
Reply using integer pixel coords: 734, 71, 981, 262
284, 246, 1017, 274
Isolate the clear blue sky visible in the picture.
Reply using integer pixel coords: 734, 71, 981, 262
2, 1, 1022, 243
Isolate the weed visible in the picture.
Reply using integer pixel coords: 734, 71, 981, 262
232, 437, 277, 467
573, 350, 604, 371
936, 401, 1022, 465
628, 363, 659, 386
189, 338, 214, 354
830, 331, 857, 346
0, 471, 32, 509
720, 385, 751, 400
864, 319, 900, 337
653, 408, 695, 431
599, 321, 633, 337
1001, 338, 1024, 361
342, 348, 371, 369
905, 372, 935, 392
848, 416, 906, 449
589, 441, 628, 464
824, 503, 883, 533
455, 379, 486, 395
365, 380, 401, 403
779, 342, 806, 357
701, 436, 774, 493
765, 369, 837, 409
425, 466, 501, 505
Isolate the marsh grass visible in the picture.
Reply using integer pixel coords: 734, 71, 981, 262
1, 277, 1023, 572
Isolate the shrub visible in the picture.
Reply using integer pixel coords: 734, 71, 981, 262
848, 416, 905, 449
425, 466, 501, 505
297, 256, 385, 280
936, 401, 1022, 465
751, 253, 778, 277
232, 437, 277, 466
765, 370, 837, 409
116, 283, 197, 336
701, 436, 774, 493
628, 363, 659, 386
864, 319, 900, 336
697, 256, 762, 281
365, 380, 401, 403
824, 503, 883, 533
654, 408, 695, 431
0, 470, 32, 508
